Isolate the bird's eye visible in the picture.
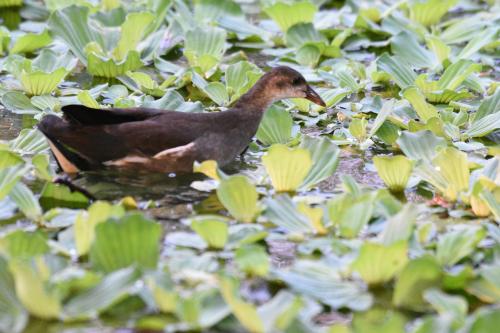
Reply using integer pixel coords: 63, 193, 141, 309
292, 77, 303, 86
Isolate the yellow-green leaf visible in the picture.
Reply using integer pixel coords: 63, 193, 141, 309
262, 144, 312, 192
373, 155, 413, 192
216, 175, 258, 222
351, 241, 408, 285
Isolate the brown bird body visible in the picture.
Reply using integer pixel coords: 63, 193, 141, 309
38, 66, 325, 174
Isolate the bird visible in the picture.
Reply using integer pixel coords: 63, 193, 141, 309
38, 66, 326, 174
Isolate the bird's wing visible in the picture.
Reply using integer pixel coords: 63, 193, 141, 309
104, 141, 199, 173
61, 105, 165, 125
38, 110, 207, 167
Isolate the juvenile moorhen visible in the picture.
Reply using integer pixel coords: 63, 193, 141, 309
38, 66, 326, 174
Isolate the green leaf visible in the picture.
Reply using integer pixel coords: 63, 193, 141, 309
380, 204, 418, 246
112, 12, 154, 60
63, 267, 141, 319
0, 164, 29, 201
189, 215, 229, 249
456, 27, 498, 60
429, 147, 469, 201
369, 99, 395, 138
299, 136, 340, 190
87, 50, 144, 78
466, 112, 500, 137
9, 259, 61, 319
0, 151, 23, 169
423, 289, 467, 326
9, 182, 42, 221
391, 31, 437, 69
436, 59, 481, 91
89, 213, 161, 272
467, 265, 500, 304
143, 88, 203, 112
0, 26, 9, 56
216, 175, 259, 223
219, 276, 264, 333
349, 117, 368, 142
264, 195, 315, 233
296, 44, 323, 67
377, 53, 416, 89
77, 90, 100, 108
375, 121, 400, 145
194, 0, 243, 22
235, 244, 269, 276
436, 226, 485, 266
285, 23, 326, 48
425, 35, 450, 66
11, 30, 52, 54
147, 272, 177, 314
393, 256, 442, 311
475, 89, 500, 121
480, 190, 500, 222
328, 192, 375, 238
204, 82, 229, 106
262, 144, 312, 192
74, 201, 125, 256
225, 60, 262, 103
469, 308, 500, 333
259, 291, 303, 332
397, 130, 447, 163
352, 308, 407, 333
1, 230, 49, 258
373, 155, 413, 192
184, 26, 226, 75
31, 95, 60, 112
20, 67, 67, 95
408, 0, 457, 26
1, 91, 38, 114
0, 257, 27, 333
256, 105, 295, 145
335, 69, 361, 92
48, 5, 102, 64
39, 182, 90, 210
403, 87, 439, 122
9, 128, 48, 155
351, 241, 408, 285
263, 1, 317, 33
191, 71, 229, 106
274, 260, 373, 311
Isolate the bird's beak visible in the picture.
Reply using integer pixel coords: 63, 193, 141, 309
304, 85, 326, 107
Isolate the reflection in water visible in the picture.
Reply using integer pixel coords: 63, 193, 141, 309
71, 169, 210, 223
74, 169, 206, 201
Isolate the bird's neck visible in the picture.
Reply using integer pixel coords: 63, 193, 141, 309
233, 75, 277, 113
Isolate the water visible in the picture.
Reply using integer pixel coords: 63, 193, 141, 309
0, 106, 388, 332
0, 107, 28, 140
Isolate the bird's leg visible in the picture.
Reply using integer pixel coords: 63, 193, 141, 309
239, 146, 249, 162
53, 175, 96, 201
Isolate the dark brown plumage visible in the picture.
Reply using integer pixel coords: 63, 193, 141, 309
38, 66, 326, 174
